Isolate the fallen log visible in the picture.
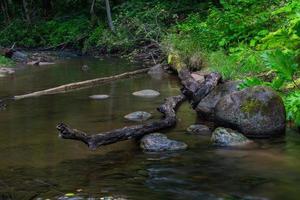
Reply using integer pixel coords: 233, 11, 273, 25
13, 68, 150, 100
57, 95, 186, 150
179, 69, 221, 107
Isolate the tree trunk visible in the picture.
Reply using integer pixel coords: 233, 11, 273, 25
105, 0, 115, 32
42, 0, 52, 18
0, 0, 10, 24
90, 0, 97, 25
22, 0, 31, 24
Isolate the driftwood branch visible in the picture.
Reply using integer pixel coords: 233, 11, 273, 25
57, 95, 186, 149
13, 68, 150, 100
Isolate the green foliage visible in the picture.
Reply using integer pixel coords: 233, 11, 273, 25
0, 16, 90, 48
258, 0, 300, 53
284, 90, 300, 127
239, 49, 299, 89
0, 56, 14, 67
238, 77, 265, 90
262, 50, 299, 89
40, 17, 90, 47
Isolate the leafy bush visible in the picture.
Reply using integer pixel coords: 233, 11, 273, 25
40, 16, 90, 47
0, 56, 14, 67
0, 16, 90, 48
284, 90, 300, 127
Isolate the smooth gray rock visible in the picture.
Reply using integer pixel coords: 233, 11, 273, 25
12, 51, 28, 62
124, 111, 152, 122
196, 81, 239, 118
132, 89, 160, 97
211, 127, 252, 147
89, 94, 110, 100
0, 67, 15, 77
186, 124, 211, 136
215, 86, 286, 138
140, 133, 187, 152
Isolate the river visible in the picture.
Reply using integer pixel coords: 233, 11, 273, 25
0, 57, 299, 200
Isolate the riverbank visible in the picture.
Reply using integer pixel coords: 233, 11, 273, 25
0, 0, 299, 127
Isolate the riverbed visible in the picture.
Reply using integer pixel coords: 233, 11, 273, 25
0, 57, 299, 200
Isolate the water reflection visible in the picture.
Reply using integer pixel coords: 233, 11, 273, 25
0, 58, 300, 200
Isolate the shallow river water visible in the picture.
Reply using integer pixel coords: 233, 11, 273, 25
0, 57, 300, 200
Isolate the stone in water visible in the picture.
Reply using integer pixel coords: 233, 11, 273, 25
124, 111, 152, 122
89, 94, 110, 100
140, 133, 187, 152
132, 89, 160, 97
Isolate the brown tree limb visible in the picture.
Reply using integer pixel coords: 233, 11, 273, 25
13, 68, 150, 100
57, 95, 186, 150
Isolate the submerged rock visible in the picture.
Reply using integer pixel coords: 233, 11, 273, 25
211, 127, 252, 147
124, 111, 152, 122
89, 94, 110, 100
186, 124, 211, 136
196, 81, 239, 118
148, 64, 164, 75
0, 100, 6, 111
140, 133, 187, 152
132, 89, 160, 98
81, 64, 89, 72
215, 86, 286, 138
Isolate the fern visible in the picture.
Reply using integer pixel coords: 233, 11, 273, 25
284, 90, 300, 127
238, 77, 266, 90
261, 50, 299, 89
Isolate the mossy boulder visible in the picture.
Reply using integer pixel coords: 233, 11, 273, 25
214, 86, 286, 138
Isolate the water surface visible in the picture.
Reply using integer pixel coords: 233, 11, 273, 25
0, 57, 300, 200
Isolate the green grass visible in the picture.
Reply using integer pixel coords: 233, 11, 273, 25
0, 56, 14, 67
206, 50, 266, 80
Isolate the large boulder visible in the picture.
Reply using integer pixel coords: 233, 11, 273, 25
11, 51, 28, 63
140, 133, 187, 152
211, 127, 253, 147
196, 81, 239, 118
214, 86, 286, 138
